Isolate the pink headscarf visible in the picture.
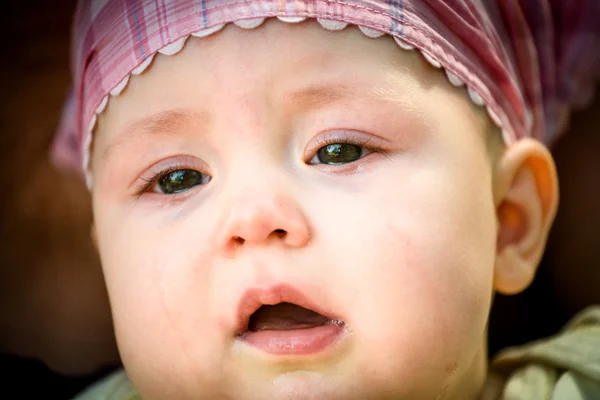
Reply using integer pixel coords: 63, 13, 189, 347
52, 0, 600, 184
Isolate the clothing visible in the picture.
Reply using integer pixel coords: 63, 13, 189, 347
489, 306, 600, 400
52, 0, 600, 186
73, 306, 600, 400
72, 368, 139, 400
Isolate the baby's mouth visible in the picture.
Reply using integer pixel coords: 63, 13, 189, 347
248, 303, 330, 331
237, 302, 346, 356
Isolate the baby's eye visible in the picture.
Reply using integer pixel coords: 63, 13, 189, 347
311, 143, 366, 165
153, 169, 210, 194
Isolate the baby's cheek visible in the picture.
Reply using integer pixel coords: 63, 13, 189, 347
336, 205, 492, 396
98, 219, 224, 397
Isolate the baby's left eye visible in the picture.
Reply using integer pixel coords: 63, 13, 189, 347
310, 143, 367, 165
152, 169, 210, 194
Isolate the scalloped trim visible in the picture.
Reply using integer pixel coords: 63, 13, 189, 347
83, 16, 511, 188
234, 18, 266, 29
192, 24, 225, 38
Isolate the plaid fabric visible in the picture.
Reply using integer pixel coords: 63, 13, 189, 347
52, 0, 600, 177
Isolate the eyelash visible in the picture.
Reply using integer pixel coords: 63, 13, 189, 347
307, 132, 385, 163
134, 162, 196, 197
133, 132, 385, 197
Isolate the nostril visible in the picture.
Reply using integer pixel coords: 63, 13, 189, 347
274, 229, 287, 238
233, 236, 245, 245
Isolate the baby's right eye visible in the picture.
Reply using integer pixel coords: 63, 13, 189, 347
152, 169, 211, 194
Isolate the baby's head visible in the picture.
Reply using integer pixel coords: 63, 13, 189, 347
58, 2, 563, 399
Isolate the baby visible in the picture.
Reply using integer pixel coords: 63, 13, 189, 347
53, 1, 600, 399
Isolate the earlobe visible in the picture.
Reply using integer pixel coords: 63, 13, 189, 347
493, 138, 559, 295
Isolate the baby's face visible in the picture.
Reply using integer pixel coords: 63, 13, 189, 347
92, 21, 498, 399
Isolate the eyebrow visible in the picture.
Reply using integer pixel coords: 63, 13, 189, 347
102, 86, 352, 161
280, 79, 419, 115
280, 84, 351, 112
102, 108, 209, 161
101, 80, 424, 163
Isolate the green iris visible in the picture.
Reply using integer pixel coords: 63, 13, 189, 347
158, 170, 204, 194
317, 143, 362, 165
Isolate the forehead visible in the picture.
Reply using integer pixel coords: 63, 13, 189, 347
91, 19, 488, 171
103, 20, 436, 110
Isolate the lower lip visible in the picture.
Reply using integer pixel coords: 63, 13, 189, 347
238, 321, 345, 355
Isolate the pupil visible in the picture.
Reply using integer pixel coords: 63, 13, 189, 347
317, 143, 362, 165
159, 170, 202, 194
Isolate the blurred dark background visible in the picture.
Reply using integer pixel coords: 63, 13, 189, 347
1, 1, 120, 397
0, 0, 598, 398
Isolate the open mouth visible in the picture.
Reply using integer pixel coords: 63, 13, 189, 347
237, 301, 346, 356
248, 302, 331, 331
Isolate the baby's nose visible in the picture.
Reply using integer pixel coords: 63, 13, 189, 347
219, 191, 311, 256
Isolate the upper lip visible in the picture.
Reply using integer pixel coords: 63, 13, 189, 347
235, 283, 335, 335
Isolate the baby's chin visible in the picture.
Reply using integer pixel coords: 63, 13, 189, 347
229, 370, 397, 400
220, 342, 487, 400
220, 356, 430, 400
136, 369, 367, 400
224, 341, 363, 399
243, 371, 349, 400
127, 342, 483, 400
229, 372, 437, 400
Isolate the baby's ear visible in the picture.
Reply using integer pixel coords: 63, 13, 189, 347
492, 138, 558, 295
